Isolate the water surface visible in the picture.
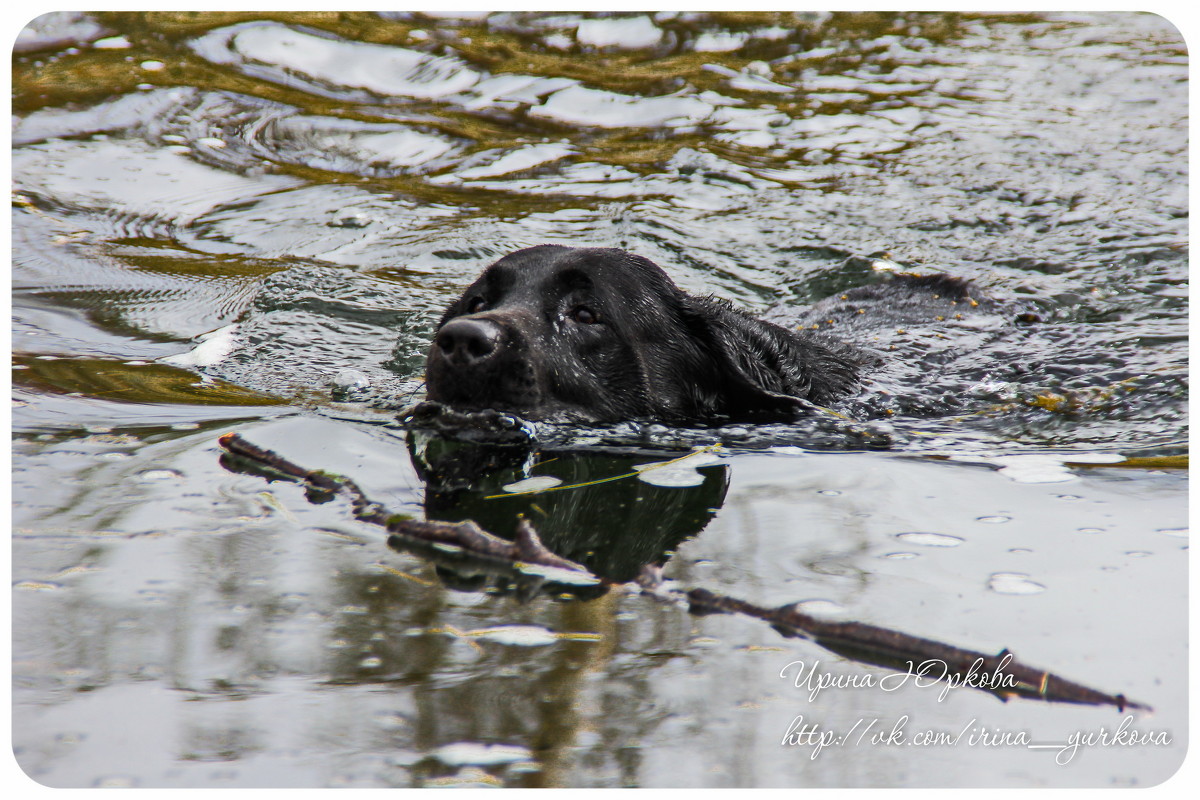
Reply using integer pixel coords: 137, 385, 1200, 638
11, 11, 1188, 788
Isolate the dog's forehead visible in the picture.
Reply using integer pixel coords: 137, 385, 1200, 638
483, 246, 674, 295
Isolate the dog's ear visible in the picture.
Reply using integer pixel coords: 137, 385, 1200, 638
679, 297, 856, 419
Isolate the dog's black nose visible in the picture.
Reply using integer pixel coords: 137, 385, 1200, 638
434, 317, 503, 365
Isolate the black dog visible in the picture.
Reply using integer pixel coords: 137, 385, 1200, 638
424, 245, 985, 423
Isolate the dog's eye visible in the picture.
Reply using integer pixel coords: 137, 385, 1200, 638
467, 297, 486, 313
570, 306, 600, 325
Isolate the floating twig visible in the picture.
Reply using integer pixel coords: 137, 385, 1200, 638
217, 432, 1146, 712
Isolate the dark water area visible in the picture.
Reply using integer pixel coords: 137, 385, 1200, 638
10, 11, 1188, 788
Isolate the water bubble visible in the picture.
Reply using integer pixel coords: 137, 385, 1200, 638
433, 742, 532, 767
793, 599, 846, 619
138, 468, 182, 481
895, 532, 963, 548
93, 36, 131, 49
331, 368, 371, 390
988, 573, 1046, 595
374, 710, 407, 730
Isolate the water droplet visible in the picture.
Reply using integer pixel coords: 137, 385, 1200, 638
1157, 528, 1188, 539
976, 515, 1010, 524
881, 552, 918, 560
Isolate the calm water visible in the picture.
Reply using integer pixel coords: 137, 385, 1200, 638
11, 11, 1188, 788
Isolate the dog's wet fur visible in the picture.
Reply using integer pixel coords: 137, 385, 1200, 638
424, 244, 987, 423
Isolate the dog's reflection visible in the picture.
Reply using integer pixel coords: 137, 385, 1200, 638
407, 430, 729, 588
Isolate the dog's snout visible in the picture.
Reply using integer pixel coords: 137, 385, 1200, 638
435, 317, 503, 365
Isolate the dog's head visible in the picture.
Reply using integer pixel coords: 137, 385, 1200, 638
424, 245, 857, 422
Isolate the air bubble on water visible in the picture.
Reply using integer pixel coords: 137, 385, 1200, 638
988, 572, 1046, 595
433, 742, 532, 767
896, 532, 963, 548
139, 469, 182, 481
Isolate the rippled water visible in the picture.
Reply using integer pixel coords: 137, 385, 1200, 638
11, 11, 1188, 789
